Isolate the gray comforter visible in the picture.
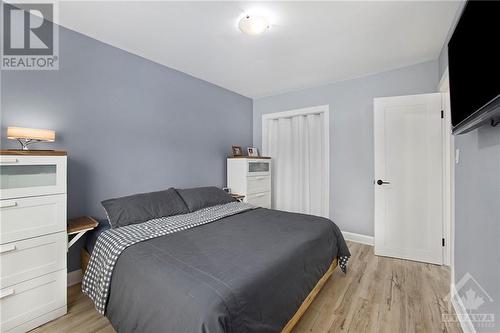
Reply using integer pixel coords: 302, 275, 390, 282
104, 207, 349, 333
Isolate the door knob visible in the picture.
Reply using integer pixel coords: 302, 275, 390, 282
377, 180, 390, 185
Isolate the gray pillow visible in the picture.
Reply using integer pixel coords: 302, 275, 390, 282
102, 188, 189, 228
176, 186, 235, 212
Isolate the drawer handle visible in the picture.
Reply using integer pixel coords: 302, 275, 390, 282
0, 245, 16, 254
0, 201, 17, 209
0, 289, 15, 299
255, 193, 266, 197
0, 158, 18, 164
254, 177, 266, 180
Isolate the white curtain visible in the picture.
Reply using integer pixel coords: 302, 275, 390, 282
265, 113, 327, 217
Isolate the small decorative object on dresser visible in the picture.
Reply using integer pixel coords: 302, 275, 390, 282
0, 150, 67, 332
227, 157, 271, 208
247, 147, 259, 157
231, 145, 243, 157
6, 126, 56, 150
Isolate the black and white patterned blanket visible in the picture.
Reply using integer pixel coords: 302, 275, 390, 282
82, 202, 256, 314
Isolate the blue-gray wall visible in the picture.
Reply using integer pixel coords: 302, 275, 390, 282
253, 61, 439, 236
453, 128, 500, 332
1, 27, 253, 272
439, 2, 500, 330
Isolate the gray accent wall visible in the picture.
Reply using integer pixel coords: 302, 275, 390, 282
1, 26, 253, 272
253, 61, 439, 236
439, 2, 500, 330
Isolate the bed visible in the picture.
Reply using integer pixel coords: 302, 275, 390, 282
81, 187, 350, 333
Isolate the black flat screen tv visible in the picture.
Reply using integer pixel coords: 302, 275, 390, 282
448, 1, 500, 134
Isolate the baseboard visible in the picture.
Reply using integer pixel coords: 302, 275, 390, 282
450, 284, 477, 333
67, 269, 82, 287
341, 231, 374, 246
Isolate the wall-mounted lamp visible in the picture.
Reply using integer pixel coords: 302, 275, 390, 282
7, 127, 56, 150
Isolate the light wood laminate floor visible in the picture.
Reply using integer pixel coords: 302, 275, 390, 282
31, 242, 462, 333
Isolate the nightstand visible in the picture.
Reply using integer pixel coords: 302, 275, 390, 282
227, 157, 271, 208
67, 216, 99, 249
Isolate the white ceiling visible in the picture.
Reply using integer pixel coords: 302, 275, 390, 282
56, 1, 462, 98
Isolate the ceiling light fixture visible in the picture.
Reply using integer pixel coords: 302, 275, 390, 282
239, 15, 269, 36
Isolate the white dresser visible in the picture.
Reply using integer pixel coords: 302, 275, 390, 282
227, 157, 272, 209
0, 151, 67, 333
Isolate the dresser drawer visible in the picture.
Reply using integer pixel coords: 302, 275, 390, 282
0, 232, 66, 288
0, 156, 66, 200
246, 160, 271, 176
0, 269, 66, 332
0, 194, 66, 244
247, 176, 271, 194
246, 192, 271, 208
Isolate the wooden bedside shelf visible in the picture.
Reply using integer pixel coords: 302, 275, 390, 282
67, 216, 99, 249
231, 193, 246, 202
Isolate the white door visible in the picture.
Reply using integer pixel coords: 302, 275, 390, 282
374, 93, 444, 265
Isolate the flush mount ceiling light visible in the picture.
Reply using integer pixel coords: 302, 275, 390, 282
239, 15, 269, 36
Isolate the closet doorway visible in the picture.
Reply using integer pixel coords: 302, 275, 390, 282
262, 105, 330, 218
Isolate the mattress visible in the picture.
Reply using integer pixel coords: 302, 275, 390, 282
84, 206, 350, 333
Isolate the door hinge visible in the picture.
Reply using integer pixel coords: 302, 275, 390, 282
442, 238, 445, 247
441, 110, 444, 119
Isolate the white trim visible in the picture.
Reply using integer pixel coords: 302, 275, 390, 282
67, 269, 82, 287
262, 105, 330, 218
342, 231, 374, 246
438, 68, 455, 283
451, 284, 477, 333
261, 105, 329, 120
439, 68, 453, 268
438, 67, 449, 93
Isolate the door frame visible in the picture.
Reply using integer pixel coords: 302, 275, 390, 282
439, 67, 454, 270
262, 105, 330, 217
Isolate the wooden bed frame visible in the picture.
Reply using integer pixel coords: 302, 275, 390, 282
80, 251, 337, 333
281, 258, 338, 333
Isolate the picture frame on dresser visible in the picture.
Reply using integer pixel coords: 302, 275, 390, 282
247, 147, 259, 157
0, 150, 68, 333
231, 145, 243, 157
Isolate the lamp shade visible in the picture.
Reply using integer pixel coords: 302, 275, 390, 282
7, 127, 55, 142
